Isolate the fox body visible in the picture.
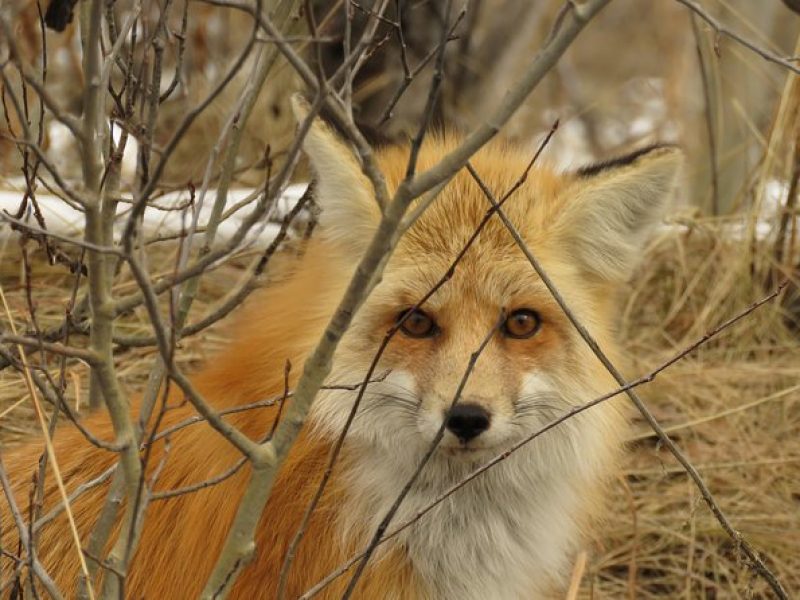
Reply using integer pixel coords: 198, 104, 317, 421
0, 112, 680, 599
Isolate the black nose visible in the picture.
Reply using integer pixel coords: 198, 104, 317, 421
445, 403, 491, 443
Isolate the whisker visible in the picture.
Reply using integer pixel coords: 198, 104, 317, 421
369, 380, 418, 397
354, 392, 420, 420
513, 391, 571, 424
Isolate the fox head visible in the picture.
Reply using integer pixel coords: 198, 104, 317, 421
294, 102, 681, 470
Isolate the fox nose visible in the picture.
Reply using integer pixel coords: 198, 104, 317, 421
445, 403, 491, 443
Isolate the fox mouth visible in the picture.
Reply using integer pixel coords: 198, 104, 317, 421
439, 443, 495, 457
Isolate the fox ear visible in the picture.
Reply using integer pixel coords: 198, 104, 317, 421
555, 145, 682, 282
291, 96, 379, 254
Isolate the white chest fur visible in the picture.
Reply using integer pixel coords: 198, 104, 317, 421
342, 443, 584, 600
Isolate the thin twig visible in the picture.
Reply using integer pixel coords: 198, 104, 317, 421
200, 0, 391, 209
0, 335, 99, 365
0, 347, 125, 452
0, 456, 64, 600
33, 465, 117, 534
202, 4, 609, 597
341, 310, 505, 597
299, 279, 786, 599
277, 119, 558, 596
0, 283, 95, 599
674, 0, 800, 75
0, 18, 83, 140
465, 164, 789, 598
377, 11, 465, 126
405, 0, 452, 180
689, 13, 720, 215
119, 0, 264, 241
147, 373, 389, 444
123, 254, 259, 459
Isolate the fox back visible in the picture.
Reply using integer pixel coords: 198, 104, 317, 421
0, 117, 680, 599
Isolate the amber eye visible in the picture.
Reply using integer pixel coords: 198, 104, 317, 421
397, 308, 437, 338
503, 309, 541, 339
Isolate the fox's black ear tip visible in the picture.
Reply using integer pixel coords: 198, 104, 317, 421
577, 144, 682, 178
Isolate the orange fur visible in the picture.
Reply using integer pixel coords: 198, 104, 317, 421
1, 129, 680, 598
1, 246, 419, 598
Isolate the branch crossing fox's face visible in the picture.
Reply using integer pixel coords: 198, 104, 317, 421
295, 102, 681, 463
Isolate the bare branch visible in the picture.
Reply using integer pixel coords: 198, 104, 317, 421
689, 13, 720, 215
0, 284, 95, 599
0, 347, 125, 453
402, 1, 609, 202
202, 0, 392, 209
465, 163, 790, 599
0, 18, 83, 140
0, 71, 88, 207
33, 465, 117, 534
0, 456, 64, 600
278, 120, 558, 596
0, 335, 99, 365
202, 3, 609, 596
675, 0, 800, 75
300, 279, 787, 599
341, 310, 505, 597
123, 253, 260, 459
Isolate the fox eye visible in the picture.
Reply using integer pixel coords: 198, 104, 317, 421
503, 309, 541, 339
397, 308, 437, 338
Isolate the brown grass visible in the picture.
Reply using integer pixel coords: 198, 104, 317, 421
0, 219, 798, 598
584, 221, 800, 598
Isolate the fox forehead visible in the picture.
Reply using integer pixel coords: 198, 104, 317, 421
367, 136, 583, 323
375, 258, 559, 316
377, 135, 569, 261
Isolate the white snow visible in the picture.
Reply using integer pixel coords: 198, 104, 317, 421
0, 182, 309, 246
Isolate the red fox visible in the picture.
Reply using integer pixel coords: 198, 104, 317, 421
1, 109, 681, 598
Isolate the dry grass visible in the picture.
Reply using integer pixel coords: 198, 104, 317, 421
0, 237, 255, 445
0, 219, 798, 598
583, 221, 800, 598
2, 1, 797, 596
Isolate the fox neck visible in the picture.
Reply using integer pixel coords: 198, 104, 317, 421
338, 439, 583, 599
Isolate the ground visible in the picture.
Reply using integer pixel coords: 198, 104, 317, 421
0, 220, 797, 598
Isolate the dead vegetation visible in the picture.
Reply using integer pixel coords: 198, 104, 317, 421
590, 222, 800, 598
1, 215, 797, 598
1, 0, 799, 596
